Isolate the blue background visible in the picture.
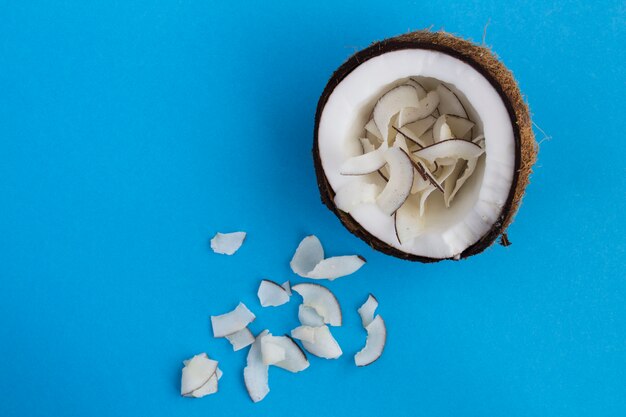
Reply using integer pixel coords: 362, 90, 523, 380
1, 0, 625, 416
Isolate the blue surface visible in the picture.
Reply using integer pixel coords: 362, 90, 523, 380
1, 1, 625, 416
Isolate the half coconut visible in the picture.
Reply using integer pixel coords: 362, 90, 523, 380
313, 30, 536, 261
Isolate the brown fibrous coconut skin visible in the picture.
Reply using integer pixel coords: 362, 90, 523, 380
313, 30, 537, 262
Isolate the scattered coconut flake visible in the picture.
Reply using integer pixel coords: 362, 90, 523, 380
300, 325, 343, 359
181, 353, 219, 398
298, 304, 325, 327
210, 231, 246, 255
211, 302, 256, 338
405, 115, 436, 138
357, 294, 379, 327
360, 137, 377, 154
355, 315, 386, 366
291, 325, 316, 344
446, 158, 479, 206
292, 283, 342, 326
281, 280, 291, 296
257, 279, 290, 307
334, 181, 379, 214
289, 235, 324, 278
290, 235, 366, 280
224, 327, 255, 351
244, 330, 270, 403
305, 255, 366, 281
376, 147, 414, 215
262, 334, 310, 373
261, 337, 286, 365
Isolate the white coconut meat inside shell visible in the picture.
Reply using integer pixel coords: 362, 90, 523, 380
257, 279, 290, 307
317, 48, 516, 259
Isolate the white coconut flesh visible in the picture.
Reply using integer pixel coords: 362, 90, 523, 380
354, 315, 386, 366
281, 280, 291, 295
244, 330, 270, 403
293, 325, 343, 359
257, 279, 290, 307
290, 235, 365, 280
292, 283, 342, 326
210, 231, 246, 255
224, 327, 255, 351
181, 353, 220, 398
211, 302, 256, 338
291, 325, 317, 343
318, 49, 516, 259
261, 334, 310, 372
298, 304, 326, 327
357, 294, 379, 327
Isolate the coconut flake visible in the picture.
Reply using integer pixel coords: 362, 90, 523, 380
432, 115, 455, 142
261, 337, 286, 365
373, 85, 420, 142
359, 137, 377, 153
364, 118, 383, 141
300, 325, 343, 359
376, 147, 414, 215
210, 231, 246, 255
291, 325, 316, 343
298, 304, 325, 327
357, 294, 379, 327
334, 181, 380, 213
305, 255, 366, 280
404, 115, 436, 138
445, 115, 475, 138
436, 83, 468, 118
446, 158, 479, 206
281, 280, 291, 296
290, 235, 324, 277
244, 330, 270, 403
396, 90, 440, 127
340, 144, 388, 175
211, 302, 256, 338
412, 139, 484, 163
262, 334, 310, 373
355, 315, 386, 366
257, 279, 290, 307
292, 283, 342, 326
181, 353, 219, 397
224, 327, 255, 351
290, 235, 365, 280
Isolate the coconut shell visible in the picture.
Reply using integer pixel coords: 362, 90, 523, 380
313, 30, 537, 262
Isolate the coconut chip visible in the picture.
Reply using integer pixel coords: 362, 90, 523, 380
211, 302, 256, 338
257, 279, 290, 307
298, 325, 343, 359
181, 353, 220, 398
355, 315, 386, 366
357, 294, 379, 327
244, 330, 270, 403
224, 327, 255, 351
292, 283, 342, 326
210, 231, 246, 255
290, 235, 365, 280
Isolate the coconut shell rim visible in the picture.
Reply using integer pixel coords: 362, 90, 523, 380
313, 30, 537, 262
